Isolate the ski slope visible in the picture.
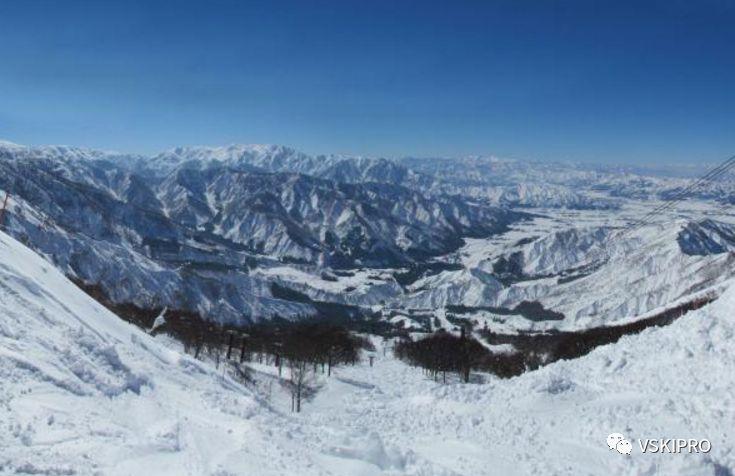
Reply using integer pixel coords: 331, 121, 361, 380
1, 230, 734, 475
0, 230, 336, 475
297, 307, 734, 475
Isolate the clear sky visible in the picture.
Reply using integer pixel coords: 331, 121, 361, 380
1, 0, 734, 163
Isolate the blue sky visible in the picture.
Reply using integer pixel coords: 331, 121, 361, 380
1, 0, 734, 163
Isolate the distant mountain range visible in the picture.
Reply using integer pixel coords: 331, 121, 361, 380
2, 140, 735, 327
0, 142, 519, 322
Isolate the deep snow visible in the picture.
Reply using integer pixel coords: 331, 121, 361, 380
1, 230, 734, 475
0, 230, 334, 475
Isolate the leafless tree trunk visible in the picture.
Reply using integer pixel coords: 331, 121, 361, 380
226, 332, 234, 360
289, 359, 311, 413
239, 337, 247, 363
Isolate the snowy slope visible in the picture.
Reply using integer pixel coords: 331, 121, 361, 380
398, 218, 735, 330
0, 231, 339, 475
221, 282, 735, 476
0, 230, 483, 475
1, 230, 733, 475
298, 285, 735, 475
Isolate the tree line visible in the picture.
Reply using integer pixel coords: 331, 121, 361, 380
480, 294, 716, 370
243, 323, 374, 412
393, 328, 525, 382
176, 321, 374, 412
71, 281, 374, 413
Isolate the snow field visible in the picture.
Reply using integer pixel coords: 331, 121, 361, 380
2, 229, 734, 475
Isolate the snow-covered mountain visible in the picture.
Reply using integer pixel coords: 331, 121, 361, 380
235, 207, 735, 332
131, 144, 646, 209
157, 168, 519, 266
401, 155, 621, 208
392, 218, 735, 330
401, 154, 735, 206
3, 139, 735, 475
3, 139, 735, 333
146, 144, 316, 175
0, 230, 280, 473
146, 145, 646, 212
0, 141, 522, 323
0, 230, 404, 474
2, 229, 732, 475
145, 145, 433, 189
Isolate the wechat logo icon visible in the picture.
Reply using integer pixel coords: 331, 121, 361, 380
607, 433, 632, 455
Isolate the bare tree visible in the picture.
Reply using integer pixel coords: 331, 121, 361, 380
288, 358, 312, 413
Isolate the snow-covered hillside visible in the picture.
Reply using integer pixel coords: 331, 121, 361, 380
300, 283, 735, 475
399, 218, 735, 329
0, 230, 439, 474
2, 231, 733, 475
0, 231, 331, 474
